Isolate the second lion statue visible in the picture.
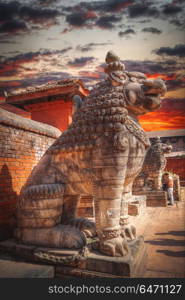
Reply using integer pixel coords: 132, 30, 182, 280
15, 51, 166, 257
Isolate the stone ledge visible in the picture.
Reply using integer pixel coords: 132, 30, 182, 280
0, 258, 54, 278
0, 108, 61, 138
133, 191, 167, 207
0, 237, 147, 278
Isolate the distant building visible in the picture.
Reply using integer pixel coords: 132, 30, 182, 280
147, 129, 185, 185
4, 79, 89, 131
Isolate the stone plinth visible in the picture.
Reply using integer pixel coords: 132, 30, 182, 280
133, 191, 167, 207
128, 195, 146, 216
0, 237, 147, 278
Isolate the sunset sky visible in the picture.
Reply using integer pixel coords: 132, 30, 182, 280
0, 0, 185, 131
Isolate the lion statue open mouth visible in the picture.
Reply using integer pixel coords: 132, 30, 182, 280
16, 51, 166, 257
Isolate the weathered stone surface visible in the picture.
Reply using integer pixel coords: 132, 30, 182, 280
133, 137, 172, 192
15, 51, 166, 259
56, 237, 147, 278
86, 236, 147, 277
0, 108, 61, 138
133, 137, 172, 207
173, 174, 181, 201
128, 195, 146, 216
134, 191, 168, 207
0, 259, 54, 278
0, 109, 61, 240
0, 237, 146, 278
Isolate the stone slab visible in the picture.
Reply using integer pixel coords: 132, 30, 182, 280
0, 258, 54, 278
86, 236, 147, 277
55, 236, 147, 278
128, 195, 147, 216
133, 191, 167, 207
0, 236, 147, 278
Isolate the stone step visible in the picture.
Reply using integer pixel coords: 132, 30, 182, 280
133, 191, 167, 207
0, 237, 147, 278
0, 258, 54, 278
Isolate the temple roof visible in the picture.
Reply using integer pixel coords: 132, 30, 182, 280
5, 78, 89, 105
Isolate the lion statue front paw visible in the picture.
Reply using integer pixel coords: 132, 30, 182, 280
121, 224, 136, 241
99, 237, 129, 257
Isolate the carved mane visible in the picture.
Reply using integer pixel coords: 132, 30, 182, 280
48, 78, 150, 155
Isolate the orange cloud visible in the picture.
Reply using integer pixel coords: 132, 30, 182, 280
85, 11, 98, 19
145, 73, 177, 80
0, 81, 21, 87
79, 71, 100, 78
139, 110, 185, 131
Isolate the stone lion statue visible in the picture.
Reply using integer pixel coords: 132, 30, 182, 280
133, 137, 172, 192
15, 51, 166, 257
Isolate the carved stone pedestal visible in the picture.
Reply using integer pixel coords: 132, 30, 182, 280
82, 236, 147, 278
0, 236, 147, 278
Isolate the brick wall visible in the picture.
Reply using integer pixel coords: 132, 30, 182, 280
24, 100, 72, 132
0, 108, 61, 240
165, 157, 185, 182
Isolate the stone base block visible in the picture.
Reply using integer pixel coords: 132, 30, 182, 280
0, 236, 147, 278
128, 195, 147, 216
133, 190, 167, 207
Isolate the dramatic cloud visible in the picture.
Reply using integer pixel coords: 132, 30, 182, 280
153, 44, 185, 58
142, 27, 162, 34
37, 0, 60, 6
78, 71, 101, 79
119, 29, 135, 37
96, 0, 134, 12
63, 0, 133, 14
96, 15, 122, 29
170, 19, 185, 28
76, 42, 112, 52
124, 60, 171, 74
0, 1, 60, 35
0, 20, 28, 35
68, 56, 95, 68
161, 97, 185, 112
165, 79, 185, 91
162, 4, 183, 15
63, 0, 132, 30
19, 6, 60, 24
0, 71, 71, 94
139, 98, 185, 131
66, 11, 96, 27
0, 48, 73, 80
0, 1, 19, 23
140, 111, 185, 131
128, 3, 159, 18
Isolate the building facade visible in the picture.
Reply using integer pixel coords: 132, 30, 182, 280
5, 79, 89, 132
